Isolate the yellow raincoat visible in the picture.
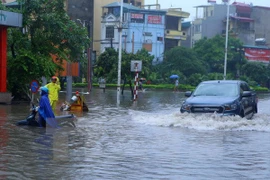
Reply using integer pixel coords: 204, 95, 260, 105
45, 77, 61, 111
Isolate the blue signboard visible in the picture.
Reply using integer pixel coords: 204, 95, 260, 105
0, 10, 22, 27
30, 80, 39, 94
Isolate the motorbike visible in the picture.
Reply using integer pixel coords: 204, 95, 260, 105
16, 103, 76, 127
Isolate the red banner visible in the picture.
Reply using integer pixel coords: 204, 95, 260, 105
148, 15, 162, 24
131, 13, 144, 19
245, 48, 270, 63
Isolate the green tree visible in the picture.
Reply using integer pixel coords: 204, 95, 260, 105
193, 35, 243, 75
157, 46, 207, 82
241, 62, 270, 86
6, 0, 90, 99
94, 48, 154, 83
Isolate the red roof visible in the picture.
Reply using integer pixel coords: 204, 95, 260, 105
232, 2, 250, 7
230, 16, 254, 22
232, 2, 251, 13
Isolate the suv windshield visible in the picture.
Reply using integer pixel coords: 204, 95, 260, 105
193, 83, 239, 97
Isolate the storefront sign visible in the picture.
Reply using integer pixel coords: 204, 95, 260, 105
148, 15, 162, 24
131, 13, 144, 23
131, 13, 144, 19
0, 10, 22, 27
245, 48, 270, 63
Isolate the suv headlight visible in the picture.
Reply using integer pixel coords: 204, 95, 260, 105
182, 103, 192, 111
224, 102, 237, 111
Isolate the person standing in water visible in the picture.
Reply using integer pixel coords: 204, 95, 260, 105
45, 76, 61, 111
174, 79, 179, 92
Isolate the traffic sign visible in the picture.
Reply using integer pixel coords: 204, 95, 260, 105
30, 80, 39, 94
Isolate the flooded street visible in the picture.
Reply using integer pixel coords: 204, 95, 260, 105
1, 88, 270, 180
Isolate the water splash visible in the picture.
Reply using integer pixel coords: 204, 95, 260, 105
130, 110, 270, 132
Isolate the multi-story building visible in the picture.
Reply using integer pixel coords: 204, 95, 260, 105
192, 3, 234, 45
67, 0, 93, 44
225, 2, 255, 45
251, 6, 270, 44
191, 2, 270, 48
100, 2, 166, 64
164, 8, 190, 51
190, 1, 270, 63
66, 0, 144, 57
142, 4, 190, 51
181, 21, 193, 48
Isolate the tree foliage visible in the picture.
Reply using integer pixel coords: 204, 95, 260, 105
241, 62, 270, 85
193, 35, 243, 74
94, 48, 154, 83
156, 46, 207, 82
6, 0, 89, 99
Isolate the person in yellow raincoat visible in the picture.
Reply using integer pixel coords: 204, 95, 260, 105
45, 76, 61, 111
60, 91, 89, 112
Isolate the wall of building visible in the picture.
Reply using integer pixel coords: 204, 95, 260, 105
127, 16, 165, 63
100, 10, 165, 64
93, 0, 144, 57
192, 3, 270, 47
201, 4, 235, 39
251, 7, 270, 45
181, 22, 192, 48
67, 0, 93, 56
93, 0, 117, 56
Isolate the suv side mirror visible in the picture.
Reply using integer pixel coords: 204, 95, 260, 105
185, 91, 192, 97
242, 91, 252, 97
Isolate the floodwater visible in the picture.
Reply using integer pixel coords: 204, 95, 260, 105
1, 88, 270, 180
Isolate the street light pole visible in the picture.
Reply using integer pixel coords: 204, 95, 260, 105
223, 0, 230, 80
117, 0, 123, 104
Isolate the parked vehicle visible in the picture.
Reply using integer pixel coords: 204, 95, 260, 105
180, 80, 258, 119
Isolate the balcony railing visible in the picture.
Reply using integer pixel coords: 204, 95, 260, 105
222, 28, 255, 35
165, 29, 187, 40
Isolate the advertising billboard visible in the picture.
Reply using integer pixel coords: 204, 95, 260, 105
131, 13, 144, 23
147, 15, 162, 24
244, 47, 270, 63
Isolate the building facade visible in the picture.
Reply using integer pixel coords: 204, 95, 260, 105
189, 1, 270, 64
192, 4, 237, 45
92, 0, 144, 57
164, 8, 190, 51
65, 0, 144, 57
67, 0, 94, 45
191, 2, 270, 48
181, 21, 192, 48
251, 6, 270, 45
100, 2, 166, 64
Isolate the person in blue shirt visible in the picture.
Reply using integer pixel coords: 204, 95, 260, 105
38, 86, 58, 128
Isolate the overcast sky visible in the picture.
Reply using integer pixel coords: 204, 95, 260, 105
145, 0, 270, 21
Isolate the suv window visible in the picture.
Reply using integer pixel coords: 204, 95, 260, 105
240, 82, 250, 91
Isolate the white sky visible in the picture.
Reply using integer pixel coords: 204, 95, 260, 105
145, 0, 270, 21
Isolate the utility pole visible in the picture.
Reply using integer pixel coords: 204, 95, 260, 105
223, 0, 230, 80
117, 0, 123, 104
